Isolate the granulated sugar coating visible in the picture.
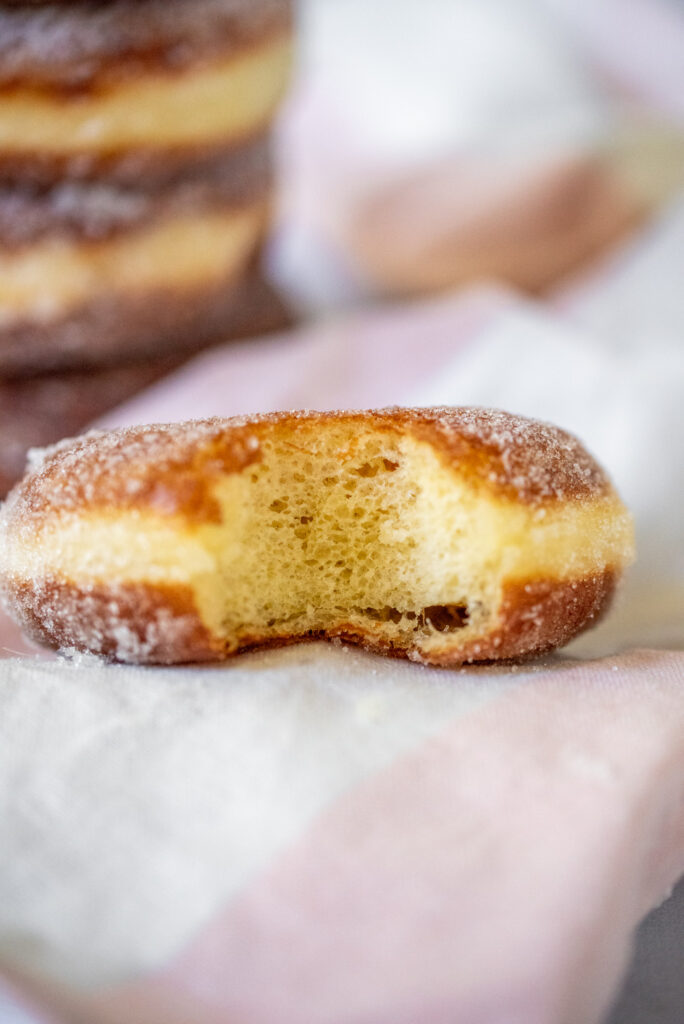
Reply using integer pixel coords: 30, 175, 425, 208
0, 407, 633, 667
14, 418, 265, 528
407, 406, 611, 504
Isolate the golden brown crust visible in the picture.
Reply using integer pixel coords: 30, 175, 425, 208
1, 409, 614, 539
4, 578, 222, 664
7, 421, 265, 527
1, 570, 617, 667
0, 0, 293, 92
395, 408, 612, 504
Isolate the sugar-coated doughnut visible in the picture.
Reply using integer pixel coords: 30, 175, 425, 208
0, 408, 634, 666
0, 0, 293, 186
0, 138, 272, 375
0, 207, 268, 375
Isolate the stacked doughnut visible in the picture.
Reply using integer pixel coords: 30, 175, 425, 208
0, 0, 294, 494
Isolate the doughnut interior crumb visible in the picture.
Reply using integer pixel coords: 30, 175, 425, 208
201, 425, 621, 655
213, 429, 483, 648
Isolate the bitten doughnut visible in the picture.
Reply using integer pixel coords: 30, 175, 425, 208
0, 408, 634, 666
0, 0, 293, 186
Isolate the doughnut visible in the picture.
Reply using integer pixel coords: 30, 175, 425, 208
0, 139, 272, 375
346, 154, 643, 297
0, 269, 296, 495
0, 0, 293, 186
0, 408, 634, 666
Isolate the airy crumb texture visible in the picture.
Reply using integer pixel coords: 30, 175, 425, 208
0, 407, 634, 666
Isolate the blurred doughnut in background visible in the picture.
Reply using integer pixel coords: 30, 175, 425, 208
345, 152, 642, 298
272, 0, 684, 308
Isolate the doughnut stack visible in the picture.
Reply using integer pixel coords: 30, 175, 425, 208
0, 0, 294, 494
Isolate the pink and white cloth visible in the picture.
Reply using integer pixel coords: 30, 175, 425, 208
1, 274, 682, 1024
1, 648, 683, 1024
